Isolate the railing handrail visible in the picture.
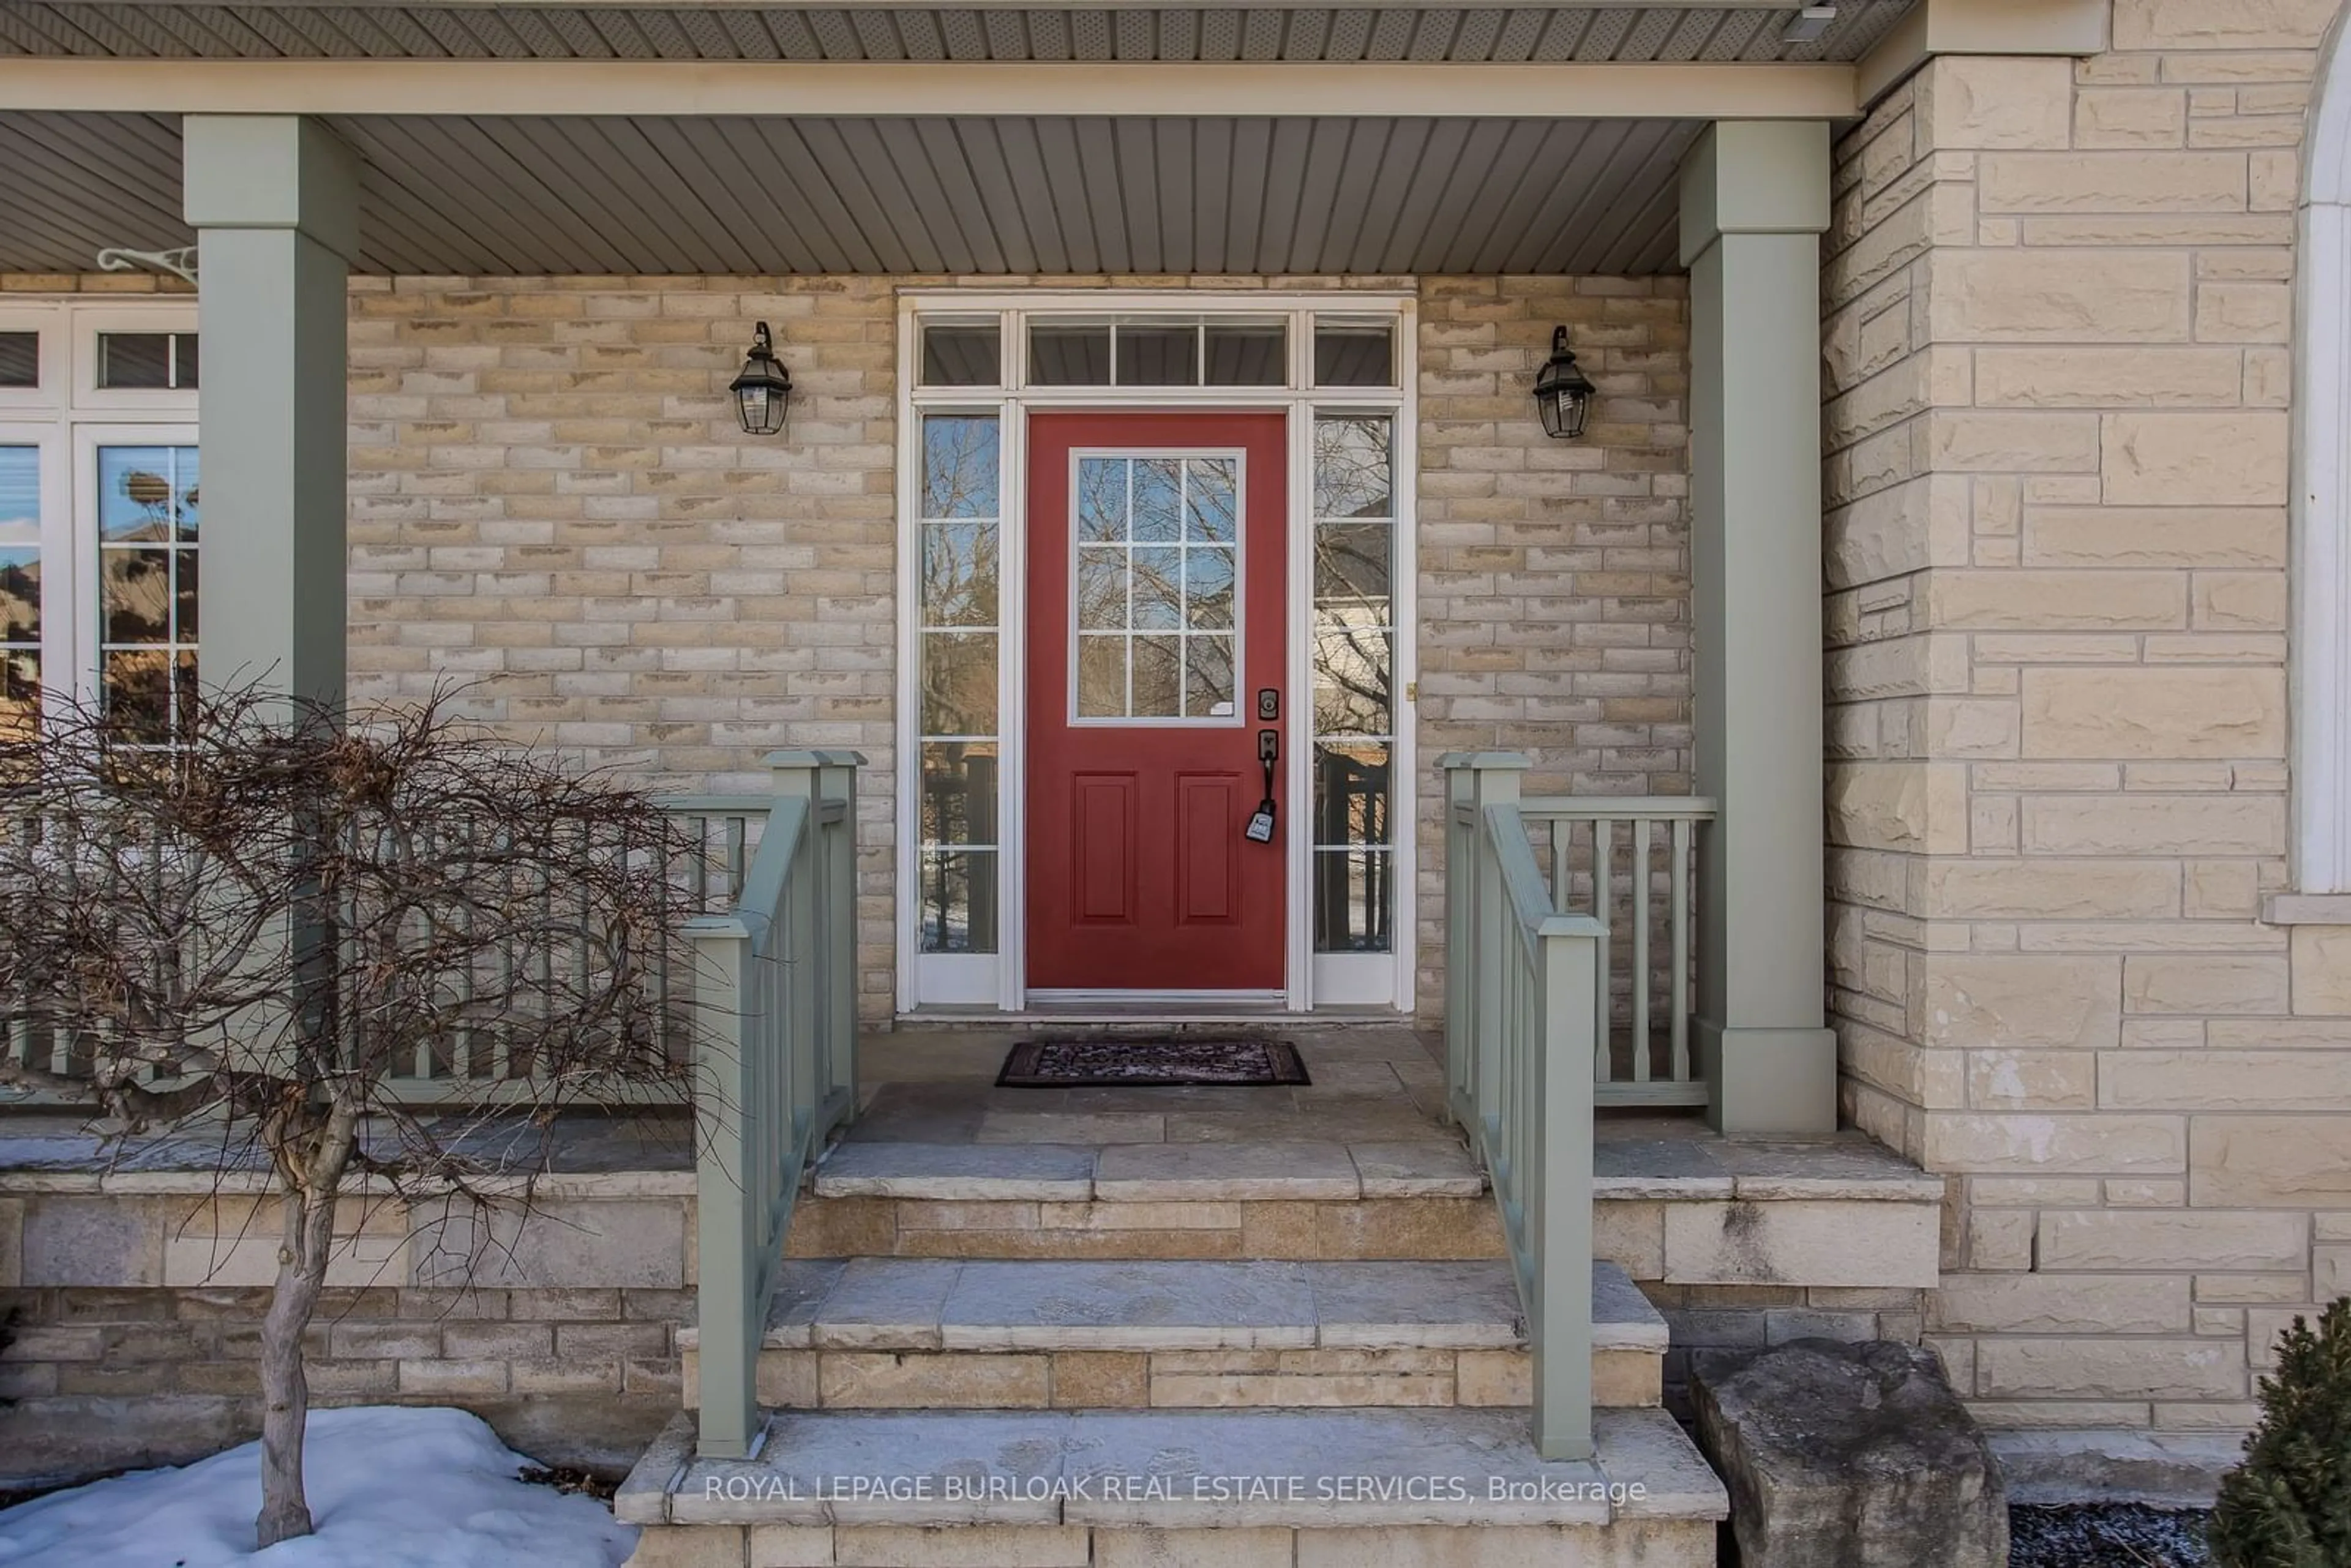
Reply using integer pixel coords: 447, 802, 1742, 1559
1442, 752, 1599, 1464
1517, 795, 1719, 820
726, 793, 811, 955
1487, 802, 1586, 954
656, 793, 775, 815
689, 749, 861, 1461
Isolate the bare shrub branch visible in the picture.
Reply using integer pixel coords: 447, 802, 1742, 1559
0, 682, 703, 1545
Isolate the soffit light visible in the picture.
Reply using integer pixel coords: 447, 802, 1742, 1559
1783, 6, 1838, 44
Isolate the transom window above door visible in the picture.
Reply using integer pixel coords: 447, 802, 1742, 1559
915, 311, 1398, 392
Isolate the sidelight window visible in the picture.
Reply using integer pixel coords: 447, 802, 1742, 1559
1311, 414, 1397, 953
916, 413, 1003, 955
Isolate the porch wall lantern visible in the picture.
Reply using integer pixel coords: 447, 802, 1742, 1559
1533, 326, 1597, 441
729, 321, 792, 435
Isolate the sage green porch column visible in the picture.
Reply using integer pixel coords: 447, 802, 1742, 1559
182, 116, 359, 712
1678, 121, 1837, 1135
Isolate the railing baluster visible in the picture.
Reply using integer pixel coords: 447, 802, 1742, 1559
1671, 816, 1692, 1085
1548, 818, 1567, 912
1590, 817, 1612, 1084
1630, 817, 1651, 1084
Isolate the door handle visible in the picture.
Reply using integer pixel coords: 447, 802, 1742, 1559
1247, 729, 1279, 844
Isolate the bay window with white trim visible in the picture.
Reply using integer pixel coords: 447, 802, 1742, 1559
0, 304, 200, 741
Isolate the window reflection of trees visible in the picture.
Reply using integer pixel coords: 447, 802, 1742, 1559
99, 454, 199, 743
1312, 417, 1395, 953
920, 416, 1003, 954
1074, 457, 1239, 719
0, 446, 36, 743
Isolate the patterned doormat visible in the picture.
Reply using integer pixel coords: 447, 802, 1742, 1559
996, 1037, 1311, 1088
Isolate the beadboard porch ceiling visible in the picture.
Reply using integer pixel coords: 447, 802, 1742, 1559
1, 110, 1710, 276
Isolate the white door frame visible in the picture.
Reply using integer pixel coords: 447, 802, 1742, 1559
893, 290, 1418, 1016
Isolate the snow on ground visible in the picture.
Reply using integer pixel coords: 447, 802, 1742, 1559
0, 1406, 639, 1568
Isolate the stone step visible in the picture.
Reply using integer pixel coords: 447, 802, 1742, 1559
681, 1259, 1667, 1412
790, 1135, 1945, 1291
789, 1139, 1507, 1263
617, 1404, 1725, 1568
812, 1139, 1487, 1202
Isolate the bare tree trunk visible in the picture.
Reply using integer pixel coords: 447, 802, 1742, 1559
255, 1103, 359, 1548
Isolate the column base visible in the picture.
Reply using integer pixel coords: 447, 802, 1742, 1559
1694, 1019, 1838, 1135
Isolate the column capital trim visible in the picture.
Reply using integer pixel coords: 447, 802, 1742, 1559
1676, 121, 1832, 268
182, 114, 361, 261
1858, 0, 2110, 108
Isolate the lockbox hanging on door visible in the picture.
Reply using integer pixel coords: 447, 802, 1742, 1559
1247, 728, 1279, 843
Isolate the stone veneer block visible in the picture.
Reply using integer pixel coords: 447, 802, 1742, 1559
1059, 1408, 1610, 1529
815, 1144, 1097, 1202
1347, 1143, 1485, 1198
746, 1526, 833, 1567
1307, 1261, 1523, 1349
940, 1261, 1318, 1351
1091, 1528, 1294, 1568
760, 1260, 849, 1349
1598, 1408, 1733, 1519
819, 1351, 1052, 1409
1592, 1264, 1670, 1351
832, 1526, 1090, 1567
624, 1526, 747, 1567
1312, 1199, 1507, 1260
802, 1258, 962, 1350
1051, 1351, 1152, 1407
1662, 1201, 1938, 1288
673, 1409, 1071, 1528
616, 1414, 699, 1525
1093, 1144, 1362, 1202
1292, 1523, 1717, 1568
977, 1114, 1169, 1146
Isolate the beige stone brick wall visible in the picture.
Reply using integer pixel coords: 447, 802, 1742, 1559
1824, 1, 2348, 1436
340, 276, 904, 1018
2, 269, 1693, 1018
1412, 278, 1693, 1011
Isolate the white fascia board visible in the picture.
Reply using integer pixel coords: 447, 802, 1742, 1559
111, 0, 1817, 10
0, 57, 1861, 118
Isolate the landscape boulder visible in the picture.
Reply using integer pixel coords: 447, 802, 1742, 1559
1690, 1338, 2007, 1568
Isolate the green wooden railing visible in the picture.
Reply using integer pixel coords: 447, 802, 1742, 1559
1442, 752, 1600, 1462
2, 789, 808, 1106
1522, 795, 1717, 1109
691, 750, 861, 1459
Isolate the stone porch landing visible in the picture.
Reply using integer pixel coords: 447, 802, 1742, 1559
806, 1024, 1943, 1315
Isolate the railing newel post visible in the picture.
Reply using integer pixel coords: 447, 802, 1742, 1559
1533, 919, 1597, 1462
689, 925, 756, 1460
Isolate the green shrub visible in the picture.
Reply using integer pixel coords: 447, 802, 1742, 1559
2208, 1297, 2351, 1567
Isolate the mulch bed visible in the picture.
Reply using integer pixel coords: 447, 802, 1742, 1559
2008, 1504, 2214, 1567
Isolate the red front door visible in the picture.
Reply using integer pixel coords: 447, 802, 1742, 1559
1025, 412, 1288, 992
